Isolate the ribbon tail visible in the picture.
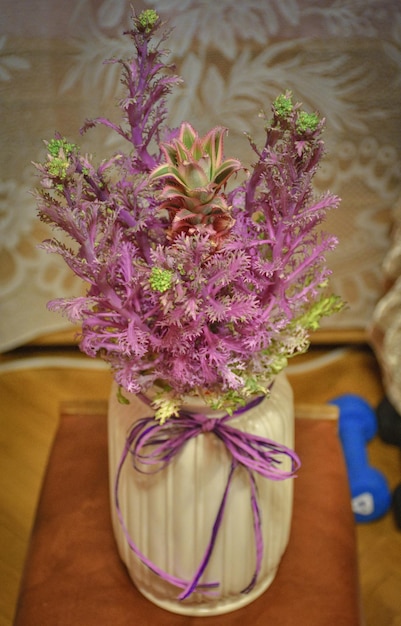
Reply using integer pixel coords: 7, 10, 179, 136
178, 461, 237, 600
115, 435, 218, 593
241, 469, 263, 594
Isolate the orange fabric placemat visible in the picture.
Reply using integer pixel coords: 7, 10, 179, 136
14, 405, 362, 625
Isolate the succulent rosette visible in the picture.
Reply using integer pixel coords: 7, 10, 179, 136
149, 122, 241, 242
34, 9, 343, 421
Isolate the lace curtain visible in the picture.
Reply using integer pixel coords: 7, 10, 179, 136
1, 0, 401, 351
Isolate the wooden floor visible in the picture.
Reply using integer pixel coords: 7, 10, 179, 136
1, 344, 401, 625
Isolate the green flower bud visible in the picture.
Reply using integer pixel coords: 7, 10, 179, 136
273, 93, 293, 118
149, 267, 173, 293
296, 111, 320, 134
46, 138, 78, 180
137, 9, 159, 32
47, 138, 77, 158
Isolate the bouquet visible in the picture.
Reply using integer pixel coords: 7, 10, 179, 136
34, 8, 343, 421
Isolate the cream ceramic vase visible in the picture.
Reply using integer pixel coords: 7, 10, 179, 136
108, 371, 296, 616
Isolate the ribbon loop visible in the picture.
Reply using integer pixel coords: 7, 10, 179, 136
115, 396, 301, 601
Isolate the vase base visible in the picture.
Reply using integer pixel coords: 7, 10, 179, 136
132, 568, 278, 616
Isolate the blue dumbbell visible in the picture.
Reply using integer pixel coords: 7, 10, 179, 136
330, 394, 392, 523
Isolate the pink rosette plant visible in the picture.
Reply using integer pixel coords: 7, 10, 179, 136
34, 9, 343, 421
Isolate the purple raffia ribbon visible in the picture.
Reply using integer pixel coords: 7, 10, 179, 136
114, 395, 301, 600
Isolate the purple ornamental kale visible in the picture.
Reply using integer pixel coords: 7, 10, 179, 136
34, 9, 342, 420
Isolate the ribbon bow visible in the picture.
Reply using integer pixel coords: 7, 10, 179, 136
114, 396, 300, 600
